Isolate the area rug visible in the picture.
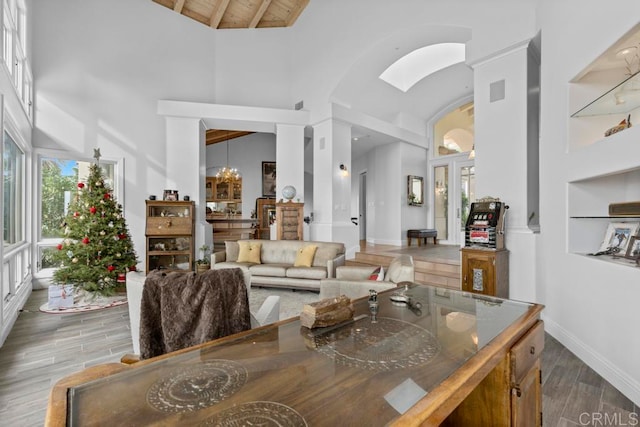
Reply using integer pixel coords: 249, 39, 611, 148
39, 290, 128, 314
249, 287, 319, 321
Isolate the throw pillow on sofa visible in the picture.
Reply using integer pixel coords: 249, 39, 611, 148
294, 245, 318, 267
368, 266, 384, 281
237, 241, 262, 264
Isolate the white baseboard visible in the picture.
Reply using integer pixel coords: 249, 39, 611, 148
542, 314, 640, 406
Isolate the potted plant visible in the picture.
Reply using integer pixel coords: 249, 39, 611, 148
196, 244, 211, 273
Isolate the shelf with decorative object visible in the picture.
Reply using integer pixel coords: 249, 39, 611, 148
145, 200, 195, 274
276, 202, 304, 240
567, 31, 640, 269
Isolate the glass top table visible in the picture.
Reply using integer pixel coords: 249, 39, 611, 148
48, 284, 543, 426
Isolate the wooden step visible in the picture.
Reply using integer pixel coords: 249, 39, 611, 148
349, 250, 461, 290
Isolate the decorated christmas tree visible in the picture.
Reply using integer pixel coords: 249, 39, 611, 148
52, 149, 138, 295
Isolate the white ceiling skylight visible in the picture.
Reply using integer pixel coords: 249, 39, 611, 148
379, 43, 466, 92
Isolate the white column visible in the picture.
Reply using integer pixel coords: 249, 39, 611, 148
310, 118, 358, 253
472, 41, 538, 302
275, 124, 305, 202
164, 117, 212, 254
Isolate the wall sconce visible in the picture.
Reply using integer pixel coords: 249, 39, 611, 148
339, 163, 349, 177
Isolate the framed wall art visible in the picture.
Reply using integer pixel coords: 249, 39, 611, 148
598, 222, 639, 255
625, 236, 640, 260
262, 162, 276, 197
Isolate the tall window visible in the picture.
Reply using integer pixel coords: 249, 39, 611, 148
3, 130, 24, 247
38, 156, 116, 271
2, 0, 31, 119
433, 101, 474, 157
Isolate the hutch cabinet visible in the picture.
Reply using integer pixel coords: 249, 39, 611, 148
145, 200, 195, 274
256, 197, 276, 239
206, 176, 242, 217
460, 248, 509, 298
275, 202, 303, 240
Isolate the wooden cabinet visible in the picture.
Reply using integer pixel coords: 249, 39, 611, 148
276, 202, 303, 240
443, 320, 544, 427
206, 177, 242, 216
206, 176, 241, 202
461, 248, 509, 298
256, 197, 276, 239
145, 200, 195, 274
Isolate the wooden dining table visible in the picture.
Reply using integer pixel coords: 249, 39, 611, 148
46, 284, 544, 426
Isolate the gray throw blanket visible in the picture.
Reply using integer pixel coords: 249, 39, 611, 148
139, 268, 251, 359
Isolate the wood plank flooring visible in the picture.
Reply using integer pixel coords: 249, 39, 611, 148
0, 286, 637, 426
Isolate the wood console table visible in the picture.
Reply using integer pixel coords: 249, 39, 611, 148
46, 285, 543, 426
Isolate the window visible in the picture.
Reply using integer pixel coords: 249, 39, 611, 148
433, 101, 474, 157
38, 155, 117, 272
2, 0, 31, 118
3, 130, 24, 247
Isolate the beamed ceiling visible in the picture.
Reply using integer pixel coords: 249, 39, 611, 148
152, 0, 309, 29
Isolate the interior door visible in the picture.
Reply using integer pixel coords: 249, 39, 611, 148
455, 161, 475, 245
359, 172, 367, 241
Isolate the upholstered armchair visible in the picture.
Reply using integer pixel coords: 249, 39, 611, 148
319, 255, 414, 300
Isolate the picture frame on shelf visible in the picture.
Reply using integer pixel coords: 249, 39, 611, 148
625, 236, 640, 260
598, 222, 640, 255
262, 162, 276, 197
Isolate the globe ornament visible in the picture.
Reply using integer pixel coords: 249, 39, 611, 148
282, 185, 297, 201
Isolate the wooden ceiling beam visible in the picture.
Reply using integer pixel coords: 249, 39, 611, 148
210, 0, 232, 28
285, 0, 309, 26
173, 0, 186, 13
249, 0, 272, 28
205, 130, 254, 145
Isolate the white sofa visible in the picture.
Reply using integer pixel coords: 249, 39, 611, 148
212, 240, 346, 291
319, 255, 415, 300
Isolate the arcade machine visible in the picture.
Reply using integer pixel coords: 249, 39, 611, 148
461, 198, 509, 298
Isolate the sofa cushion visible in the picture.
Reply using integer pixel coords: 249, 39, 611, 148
238, 241, 262, 264
385, 255, 414, 283
294, 244, 318, 267
249, 264, 288, 277
286, 266, 328, 280
368, 266, 384, 281
225, 241, 240, 262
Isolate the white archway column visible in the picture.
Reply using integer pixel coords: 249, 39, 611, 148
471, 40, 539, 302
310, 118, 359, 255
164, 116, 212, 255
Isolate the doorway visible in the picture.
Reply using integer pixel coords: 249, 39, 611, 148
432, 159, 475, 245
359, 172, 367, 241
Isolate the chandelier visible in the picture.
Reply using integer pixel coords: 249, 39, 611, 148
215, 137, 241, 183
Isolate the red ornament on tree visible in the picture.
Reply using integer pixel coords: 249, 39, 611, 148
129, 265, 137, 272
82, 237, 90, 245
73, 212, 80, 218
107, 265, 115, 272
77, 182, 85, 189
104, 193, 111, 200
57, 243, 63, 250
89, 206, 97, 214
118, 233, 127, 240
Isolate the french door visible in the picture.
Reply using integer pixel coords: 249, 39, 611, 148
432, 158, 475, 245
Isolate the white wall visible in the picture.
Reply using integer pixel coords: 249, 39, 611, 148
537, 0, 640, 405
32, 0, 219, 266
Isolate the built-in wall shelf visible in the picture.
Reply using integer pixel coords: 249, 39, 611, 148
567, 35, 640, 270
571, 71, 640, 117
